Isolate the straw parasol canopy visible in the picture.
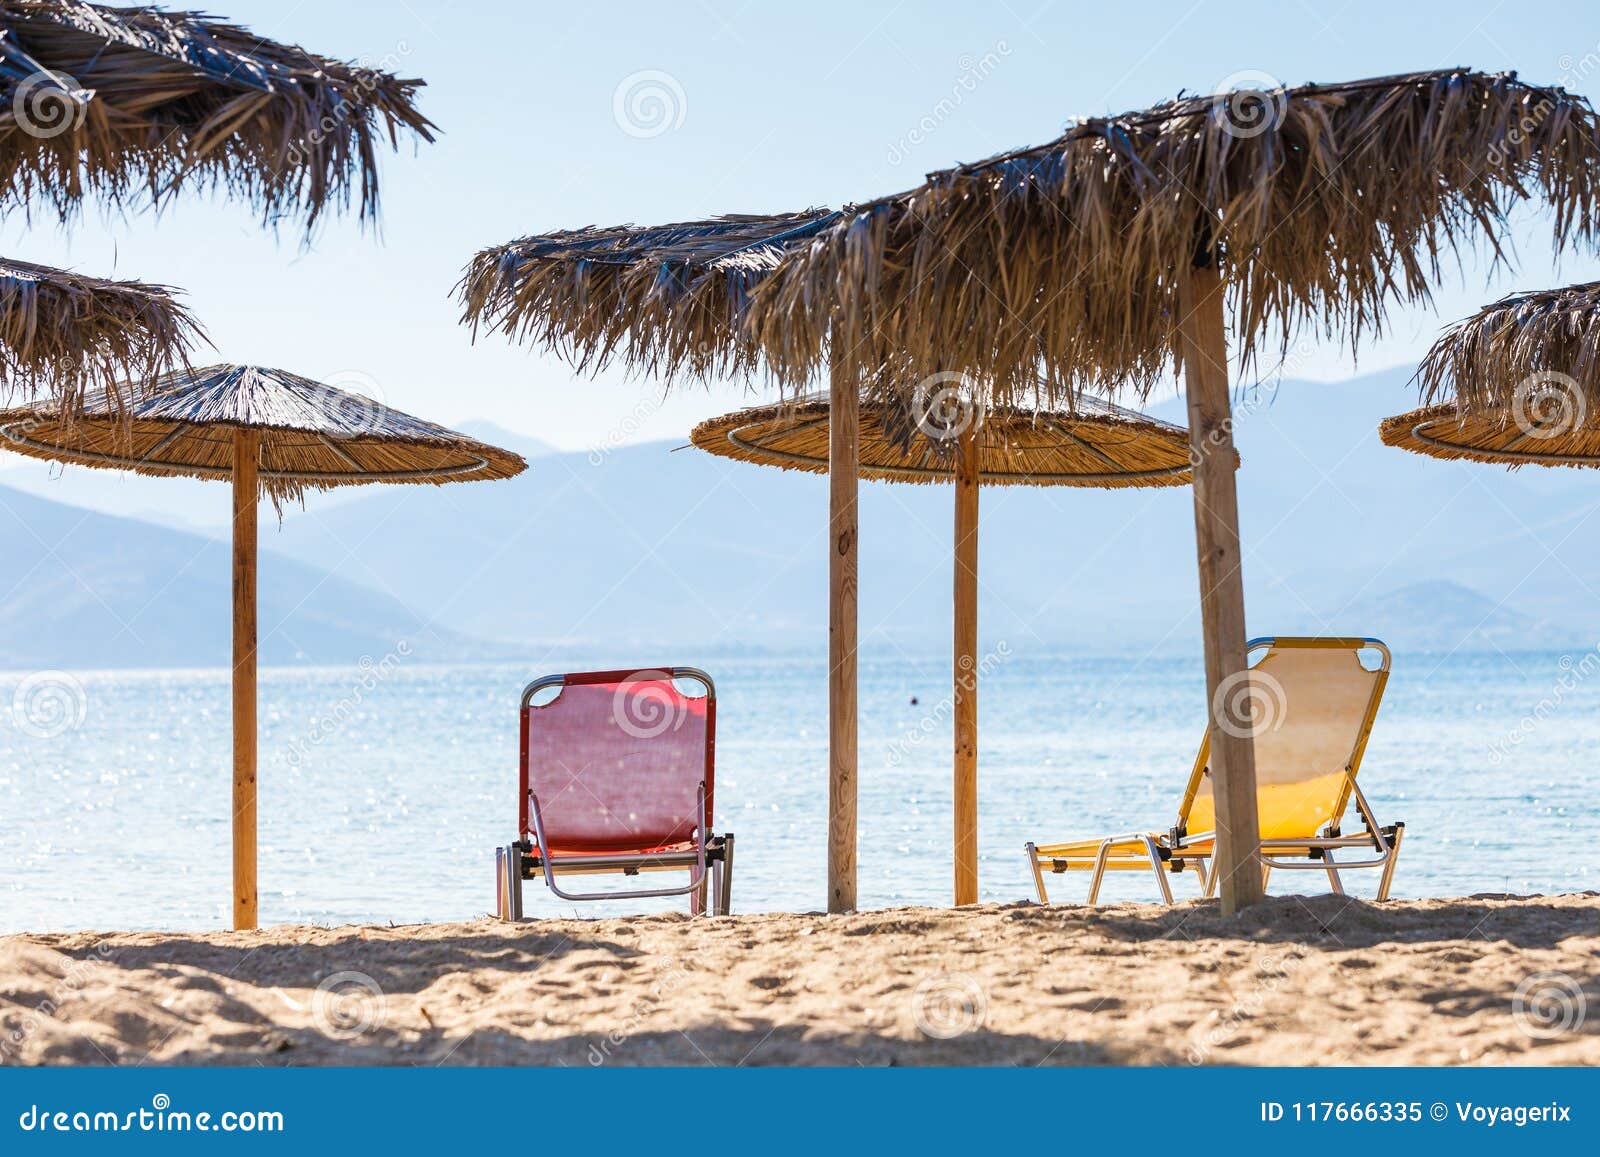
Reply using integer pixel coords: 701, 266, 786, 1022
731, 67, 1600, 914
693, 391, 1214, 905
0, 254, 198, 406
0, 0, 437, 228
458, 209, 840, 380
1379, 403, 1600, 466
691, 391, 1204, 486
1383, 281, 1600, 467
1413, 280, 1600, 414
0, 363, 524, 505
0, 364, 526, 930
743, 68, 1600, 403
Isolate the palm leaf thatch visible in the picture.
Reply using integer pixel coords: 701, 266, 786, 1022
692, 391, 1204, 487
457, 209, 839, 380
1413, 280, 1600, 411
0, 1, 436, 228
0, 363, 526, 505
1384, 280, 1600, 469
0, 254, 198, 408
743, 68, 1600, 406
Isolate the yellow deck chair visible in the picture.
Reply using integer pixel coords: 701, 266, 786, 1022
1026, 637, 1404, 905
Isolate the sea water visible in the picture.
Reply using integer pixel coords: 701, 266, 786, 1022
0, 648, 1593, 932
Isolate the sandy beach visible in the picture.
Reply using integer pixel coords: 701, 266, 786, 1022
2, 893, 1595, 1066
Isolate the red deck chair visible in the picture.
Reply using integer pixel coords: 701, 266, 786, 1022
494, 667, 733, 918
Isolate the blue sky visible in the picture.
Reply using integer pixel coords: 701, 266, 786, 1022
8, 0, 1600, 452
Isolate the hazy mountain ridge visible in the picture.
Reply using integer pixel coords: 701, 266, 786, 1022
0, 486, 493, 669
1, 364, 1596, 669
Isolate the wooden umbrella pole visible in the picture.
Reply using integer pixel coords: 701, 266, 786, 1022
1177, 261, 1265, 914
827, 351, 859, 913
952, 424, 980, 906
231, 429, 260, 931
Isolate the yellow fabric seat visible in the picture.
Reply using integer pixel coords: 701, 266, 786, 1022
1025, 637, 1404, 905
1033, 835, 1164, 859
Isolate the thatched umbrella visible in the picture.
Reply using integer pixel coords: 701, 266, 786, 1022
0, 255, 198, 407
459, 210, 840, 378
1382, 281, 1600, 466
459, 209, 889, 913
740, 68, 1600, 913
692, 392, 1202, 904
0, 1, 436, 229
0, 365, 525, 928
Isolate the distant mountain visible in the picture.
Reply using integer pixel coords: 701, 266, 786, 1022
257, 363, 1600, 656
5, 365, 1600, 668
455, 420, 559, 461
0, 417, 558, 535
0, 485, 488, 669
1296, 580, 1552, 652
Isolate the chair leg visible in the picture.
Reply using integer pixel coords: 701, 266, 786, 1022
1193, 857, 1209, 896
690, 868, 707, 916
714, 835, 734, 916
1202, 857, 1220, 899
1026, 842, 1050, 904
1377, 824, 1404, 901
1323, 849, 1346, 896
495, 847, 506, 920
496, 845, 523, 922
1261, 864, 1272, 891
1087, 840, 1113, 905
1143, 836, 1174, 904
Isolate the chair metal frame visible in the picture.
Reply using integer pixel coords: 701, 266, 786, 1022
495, 666, 733, 919
1026, 637, 1405, 905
